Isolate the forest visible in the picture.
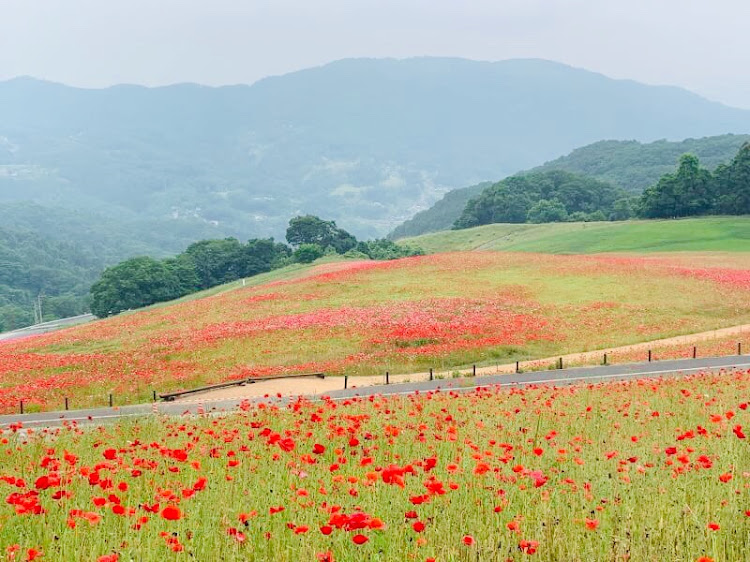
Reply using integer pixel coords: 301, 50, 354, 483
454, 142, 750, 229
392, 134, 750, 238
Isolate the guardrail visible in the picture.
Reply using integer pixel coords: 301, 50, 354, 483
158, 372, 326, 401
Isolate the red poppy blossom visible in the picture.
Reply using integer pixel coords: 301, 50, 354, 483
161, 505, 182, 521
352, 534, 369, 545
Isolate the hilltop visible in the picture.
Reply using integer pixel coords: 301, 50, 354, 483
398, 216, 750, 254
390, 134, 750, 238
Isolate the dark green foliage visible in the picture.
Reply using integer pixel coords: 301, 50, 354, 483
90, 257, 189, 317
88, 215, 422, 318
714, 143, 750, 214
454, 171, 625, 228
639, 155, 714, 218
286, 216, 357, 253
530, 135, 750, 192
527, 200, 569, 223
89, 237, 291, 317
638, 144, 750, 219
394, 135, 749, 238
0, 305, 33, 333
0, 226, 98, 330
293, 244, 325, 264
355, 239, 424, 260
183, 238, 246, 290
245, 239, 292, 275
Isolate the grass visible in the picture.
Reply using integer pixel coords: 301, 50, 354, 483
1, 371, 748, 561
399, 217, 750, 254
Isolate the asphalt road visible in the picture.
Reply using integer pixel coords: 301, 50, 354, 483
0, 314, 96, 342
2, 354, 749, 429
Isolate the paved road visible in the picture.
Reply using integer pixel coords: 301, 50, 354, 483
0, 314, 96, 343
1, 354, 749, 429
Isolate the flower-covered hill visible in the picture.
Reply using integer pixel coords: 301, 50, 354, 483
3, 252, 750, 412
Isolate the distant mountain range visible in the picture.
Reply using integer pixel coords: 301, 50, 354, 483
389, 134, 750, 239
2, 57, 750, 244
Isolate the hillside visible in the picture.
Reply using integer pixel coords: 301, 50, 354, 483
0, 202, 242, 332
390, 134, 750, 238
3, 58, 750, 244
529, 134, 750, 191
388, 182, 490, 239
4, 244, 750, 413
399, 216, 750, 254
0, 226, 101, 331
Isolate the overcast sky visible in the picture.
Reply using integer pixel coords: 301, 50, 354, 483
1, 0, 748, 108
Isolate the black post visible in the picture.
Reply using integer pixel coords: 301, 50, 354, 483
152, 390, 157, 402
472, 364, 476, 377
558, 357, 563, 369
429, 368, 433, 381
515, 361, 519, 373
693, 346, 697, 359
603, 353, 608, 366
739, 342, 743, 355
385, 371, 389, 385
648, 349, 652, 362
109, 394, 113, 407
19, 401, 23, 415
344, 376, 348, 389
64, 397, 69, 411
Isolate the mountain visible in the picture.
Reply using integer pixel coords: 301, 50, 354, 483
389, 182, 490, 240
3, 58, 750, 243
389, 134, 750, 238
528, 134, 750, 192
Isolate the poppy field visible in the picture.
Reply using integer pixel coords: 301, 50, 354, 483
3, 252, 750, 413
1, 369, 749, 561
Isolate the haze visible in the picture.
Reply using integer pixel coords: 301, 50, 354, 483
1, 0, 749, 108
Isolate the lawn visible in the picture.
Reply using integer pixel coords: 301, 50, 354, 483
0, 370, 748, 561
3, 251, 750, 413
398, 217, 750, 254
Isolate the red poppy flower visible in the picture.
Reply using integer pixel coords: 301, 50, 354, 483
161, 505, 182, 521
352, 534, 369, 545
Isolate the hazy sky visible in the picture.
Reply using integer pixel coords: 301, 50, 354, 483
1, 0, 749, 108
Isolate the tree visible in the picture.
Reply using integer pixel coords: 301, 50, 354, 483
293, 244, 324, 264
453, 170, 624, 229
244, 239, 291, 277
286, 215, 357, 253
610, 197, 635, 221
714, 143, 750, 214
639, 154, 714, 218
355, 239, 424, 260
90, 257, 188, 317
526, 199, 568, 223
183, 238, 246, 290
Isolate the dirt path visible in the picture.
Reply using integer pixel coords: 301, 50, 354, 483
176, 323, 750, 403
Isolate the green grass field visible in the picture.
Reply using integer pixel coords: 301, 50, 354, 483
399, 217, 750, 254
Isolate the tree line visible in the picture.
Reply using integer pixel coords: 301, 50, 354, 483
90, 216, 422, 317
639, 143, 750, 218
454, 142, 750, 229
454, 170, 628, 229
